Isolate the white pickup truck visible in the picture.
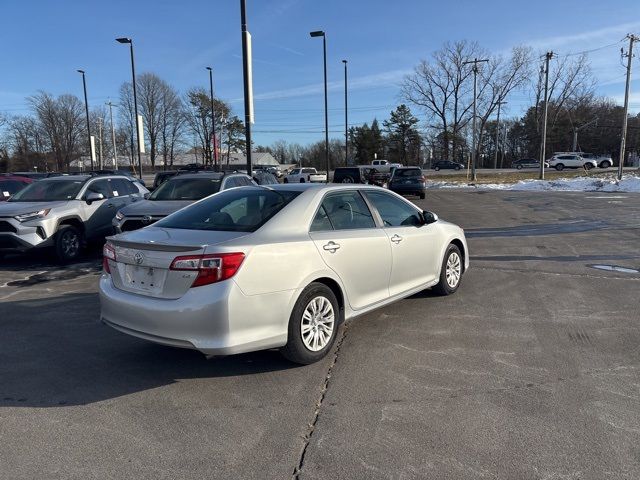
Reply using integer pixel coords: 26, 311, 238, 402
284, 168, 327, 183
371, 159, 402, 173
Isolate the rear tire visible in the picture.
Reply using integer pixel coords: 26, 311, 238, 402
55, 225, 83, 263
300, 179, 305, 183
281, 283, 339, 365
341, 176, 355, 183
516, 165, 523, 170
419, 192, 426, 199
584, 163, 594, 170
283, 178, 289, 183
599, 161, 611, 168
434, 166, 440, 171
454, 166, 461, 171
432, 244, 463, 296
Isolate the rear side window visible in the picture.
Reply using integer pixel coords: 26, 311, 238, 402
302, 168, 316, 174
365, 191, 422, 227
317, 192, 375, 230
85, 179, 113, 199
111, 178, 137, 196
310, 205, 333, 231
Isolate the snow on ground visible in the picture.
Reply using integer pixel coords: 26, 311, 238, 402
426, 174, 640, 193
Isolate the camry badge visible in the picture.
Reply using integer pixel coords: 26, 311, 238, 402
134, 252, 144, 265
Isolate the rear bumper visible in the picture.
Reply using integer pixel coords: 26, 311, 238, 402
99, 274, 292, 355
389, 184, 426, 195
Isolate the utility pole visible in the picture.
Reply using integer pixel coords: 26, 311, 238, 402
77, 70, 93, 170
106, 101, 118, 169
619, 34, 638, 181
572, 117, 598, 152
463, 58, 488, 181
206, 67, 218, 168
493, 100, 507, 169
539, 51, 554, 180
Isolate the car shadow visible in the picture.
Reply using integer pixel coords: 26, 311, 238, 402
0, 293, 298, 408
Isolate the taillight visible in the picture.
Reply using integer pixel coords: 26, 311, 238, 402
103, 243, 116, 274
419, 175, 426, 182
170, 252, 245, 287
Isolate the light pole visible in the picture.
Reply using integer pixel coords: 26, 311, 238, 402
463, 58, 488, 181
493, 101, 507, 169
240, 0, 253, 176
539, 51, 554, 180
116, 37, 142, 179
342, 59, 348, 165
106, 101, 118, 168
77, 69, 93, 170
206, 67, 218, 168
310, 30, 329, 182
619, 34, 638, 180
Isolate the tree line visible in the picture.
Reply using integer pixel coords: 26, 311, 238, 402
0, 73, 246, 173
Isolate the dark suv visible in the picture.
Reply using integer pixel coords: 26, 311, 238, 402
388, 167, 426, 199
332, 167, 377, 184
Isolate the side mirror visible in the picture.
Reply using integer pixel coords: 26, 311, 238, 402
85, 192, 104, 204
423, 210, 438, 225
143, 192, 150, 199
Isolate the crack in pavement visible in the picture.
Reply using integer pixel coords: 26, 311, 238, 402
292, 322, 350, 480
474, 266, 640, 281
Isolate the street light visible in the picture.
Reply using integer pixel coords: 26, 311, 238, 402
310, 30, 329, 182
206, 67, 218, 168
342, 59, 348, 165
77, 69, 93, 170
116, 37, 142, 179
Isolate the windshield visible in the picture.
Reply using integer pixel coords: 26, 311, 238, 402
8, 179, 84, 202
149, 177, 222, 201
155, 188, 301, 232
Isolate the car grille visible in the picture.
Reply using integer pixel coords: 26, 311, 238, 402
0, 221, 17, 233
121, 218, 159, 232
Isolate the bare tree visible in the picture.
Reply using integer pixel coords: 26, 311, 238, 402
183, 87, 230, 166
158, 83, 184, 169
28, 92, 84, 171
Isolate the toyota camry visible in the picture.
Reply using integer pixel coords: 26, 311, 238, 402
99, 184, 468, 364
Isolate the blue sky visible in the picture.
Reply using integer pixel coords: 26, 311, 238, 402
1, 0, 639, 146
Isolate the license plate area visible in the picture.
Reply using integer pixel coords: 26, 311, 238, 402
123, 264, 167, 295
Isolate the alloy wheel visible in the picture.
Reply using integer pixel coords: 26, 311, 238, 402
445, 252, 461, 288
301, 295, 335, 352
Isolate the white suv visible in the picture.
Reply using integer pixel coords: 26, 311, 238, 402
0, 174, 148, 261
548, 154, 597, 171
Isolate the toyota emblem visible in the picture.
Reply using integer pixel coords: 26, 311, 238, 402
142, 215, 153, 224
134, 252, 145, 265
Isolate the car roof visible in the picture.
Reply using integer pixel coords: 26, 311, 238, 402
0, 175, 33, 181
169, 172, 226, 180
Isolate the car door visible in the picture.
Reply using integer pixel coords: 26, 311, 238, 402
80, 179, 117, 239
364, 190, 440, 296
109, 178, 136, 210
309, 190, 392, 310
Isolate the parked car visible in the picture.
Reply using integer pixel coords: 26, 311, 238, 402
88, 170, 147, 188
512, 159, 549, 169
371, 159, 402, 173
113, 172, 255, 233
0, 175, 34, 201
284, 167, 327, 183
548, 154, 597, 171
332, 167, 377, 184
99, 184, 468, 364
11, 171, 64, 179
581, 153, 613, 168
266, 166, 283, 178
152, 170, 180, 190
388, 167, 427, 199
432, 160, 464, 171
0, 175, 148, 261
253, 171, 279, 185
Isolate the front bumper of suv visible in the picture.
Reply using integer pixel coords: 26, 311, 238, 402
0, 218, 55, 251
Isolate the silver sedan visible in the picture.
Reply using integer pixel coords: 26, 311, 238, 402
99, 184, 469, 364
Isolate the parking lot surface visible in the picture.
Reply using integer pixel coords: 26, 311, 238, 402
1, 190, 639, 479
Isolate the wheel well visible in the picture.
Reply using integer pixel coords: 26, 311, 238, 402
313, 277, 345, 324
450, 239, 466, 273
58, 218, 84, 233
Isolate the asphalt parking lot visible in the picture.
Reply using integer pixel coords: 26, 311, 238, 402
1, 190, 639, 479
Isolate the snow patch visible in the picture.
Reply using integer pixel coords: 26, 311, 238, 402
426, 175, 640, 193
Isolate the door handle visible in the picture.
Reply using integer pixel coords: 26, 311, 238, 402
390, 234, 403, 244
323, 241, 341, 253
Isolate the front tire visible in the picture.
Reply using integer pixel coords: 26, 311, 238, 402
281, 283, 339, 364
55, 225, 83, 263
434, 166, 440, 171
555, 164, 564, 171
432, 244, 463, 296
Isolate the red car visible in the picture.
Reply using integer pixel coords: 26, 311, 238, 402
0, 175, 34, 201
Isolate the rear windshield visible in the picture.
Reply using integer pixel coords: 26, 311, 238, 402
9, 179, 84, 202
394, 169, 422, 177
154, 188, 301, 232
149, 177, 222, 201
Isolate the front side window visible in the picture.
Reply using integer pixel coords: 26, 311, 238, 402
366, 191, 422, 227
9, 179, 85, 202
154, 188, 300, 232
85, 179, 113, 199
319, 192, 375, 230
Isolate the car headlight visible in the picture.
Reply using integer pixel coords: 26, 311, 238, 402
14, 209, 51, 222
115, 211, 125, 221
